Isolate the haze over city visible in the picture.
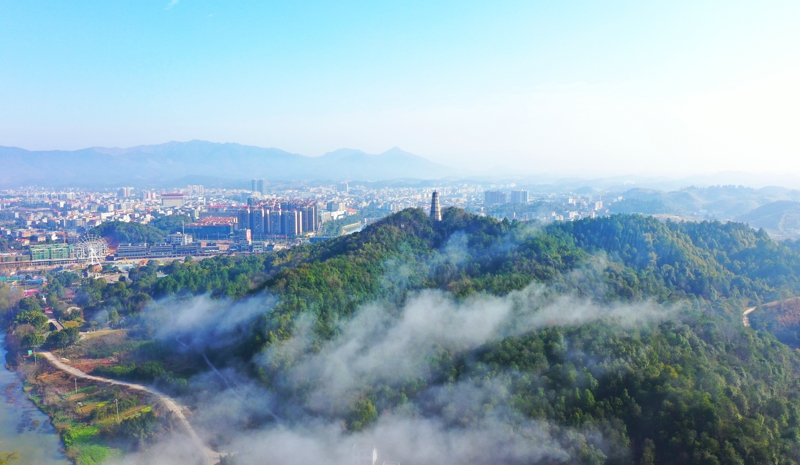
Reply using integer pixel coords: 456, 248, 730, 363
6, 3, 800, 465
2, 1, 799, 176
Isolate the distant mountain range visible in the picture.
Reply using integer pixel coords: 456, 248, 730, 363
608, 185, 800, 219
0, 140, 456, 187
598, 185, 800, 239
735, 201, 800, 239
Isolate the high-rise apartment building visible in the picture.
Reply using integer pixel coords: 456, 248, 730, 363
187, 185, 204, 195
337, 182, 349, 193
264, 208, 274, 236
250, 208, 266, 238
269, 209, 282, 235
251, 179, 267, 195
237, 208, 251, 231
484, 191, 507, 205
236, 199, 318, 236
510, 190, 529, 204
300, 203, 318, 232
281, 210, 303, 236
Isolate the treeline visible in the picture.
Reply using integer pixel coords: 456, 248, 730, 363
36, 208, 800, 354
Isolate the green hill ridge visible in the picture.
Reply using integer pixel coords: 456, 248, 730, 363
7, 209, 800, 464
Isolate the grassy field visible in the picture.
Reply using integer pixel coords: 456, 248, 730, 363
80, 329, 125, 342
59, 330, 202, 382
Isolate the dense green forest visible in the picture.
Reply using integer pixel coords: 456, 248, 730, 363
8, 208, 800, 464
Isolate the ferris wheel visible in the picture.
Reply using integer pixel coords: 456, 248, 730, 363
74, 235, 109, 265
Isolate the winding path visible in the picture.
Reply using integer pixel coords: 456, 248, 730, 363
39, 351, 219, 465
743, 307, 756, 327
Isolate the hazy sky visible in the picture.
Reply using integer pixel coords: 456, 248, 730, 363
1, 1, 799, 176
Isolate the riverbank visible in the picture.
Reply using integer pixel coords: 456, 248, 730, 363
2, 331, 200, 465
39, 352, 217, 465
0, 334, 70, 465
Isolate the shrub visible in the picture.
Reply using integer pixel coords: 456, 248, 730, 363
45, 327, 81, 349
63, 425, 99, 446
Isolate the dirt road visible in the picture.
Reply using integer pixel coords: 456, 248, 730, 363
743, 307, 756, 327
39, 351, 219, 465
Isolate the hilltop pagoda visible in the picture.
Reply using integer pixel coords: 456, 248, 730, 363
430, 191, 442, 221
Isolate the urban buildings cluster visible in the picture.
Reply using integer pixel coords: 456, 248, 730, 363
0, 179, 619, 269
114, 232, 222, 260
484, 190, 529, 205
236, 198, 319, 238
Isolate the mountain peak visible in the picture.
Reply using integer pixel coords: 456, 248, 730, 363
378, 146, 424, 159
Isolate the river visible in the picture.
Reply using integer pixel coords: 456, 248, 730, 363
0, 334, 70, 465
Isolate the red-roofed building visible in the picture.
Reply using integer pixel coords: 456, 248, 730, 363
185, 217, 236, 239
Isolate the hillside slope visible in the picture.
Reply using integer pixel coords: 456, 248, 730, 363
735, 200, 800, 238
156, 212, 800, 463
11, 210, 800, 465
750, 297, 800, 347
609, 186, 800, 225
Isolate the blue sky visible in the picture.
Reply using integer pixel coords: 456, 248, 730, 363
1, 1, 799, 175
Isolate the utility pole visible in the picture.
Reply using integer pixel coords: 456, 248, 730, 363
115, 399, 120, 423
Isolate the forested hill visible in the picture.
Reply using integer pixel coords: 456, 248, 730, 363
16, 209, 800, 464
244, 207, 800, 320
135, 209, 800, 463
109, 208, 800, 310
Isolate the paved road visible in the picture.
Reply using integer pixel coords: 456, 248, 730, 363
39, 351, 219, 465
743, 307, 756, 327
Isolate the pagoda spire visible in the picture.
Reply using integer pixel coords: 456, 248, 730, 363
430, 190, 442, 221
